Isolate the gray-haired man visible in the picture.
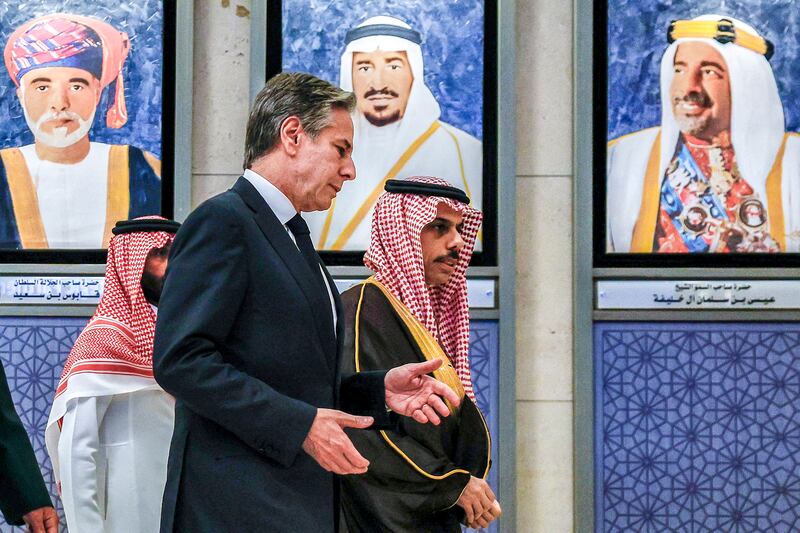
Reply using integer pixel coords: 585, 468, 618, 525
153, 72, 461, 532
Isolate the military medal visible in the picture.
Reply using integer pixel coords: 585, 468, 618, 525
679, 202, 711, 235
737, 197, 767, 230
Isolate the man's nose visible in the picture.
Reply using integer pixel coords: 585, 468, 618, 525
450, 230, 466, 251
49, 85, 69, 111
369, 67, 384, 88
678, 69, 703, 97
341, 155, 356, 182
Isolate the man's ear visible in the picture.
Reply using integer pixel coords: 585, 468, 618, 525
279, 116, 303, 156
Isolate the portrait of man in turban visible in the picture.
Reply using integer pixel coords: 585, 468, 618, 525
0, 6, 164, 251
279, 1, 486, 253
605, 4, 800, 254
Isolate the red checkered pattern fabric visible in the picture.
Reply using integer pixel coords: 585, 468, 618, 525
364, 176, 482, 400
55, 216, 174, 399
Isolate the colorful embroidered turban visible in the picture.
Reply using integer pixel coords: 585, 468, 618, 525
4, 13, 131, 128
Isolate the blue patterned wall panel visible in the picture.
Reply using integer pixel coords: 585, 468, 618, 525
466, 319, 499, 533
1, 317, 500, 532
595, 322, 800, 533
0, 317, 86, 533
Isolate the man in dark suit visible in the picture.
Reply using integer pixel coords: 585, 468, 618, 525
153, 72, 460, 533
0, 362, 58, 533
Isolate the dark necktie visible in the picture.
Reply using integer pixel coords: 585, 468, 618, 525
286, 214, 327, 290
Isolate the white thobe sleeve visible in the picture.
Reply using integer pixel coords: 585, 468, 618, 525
58, 395, 113, 532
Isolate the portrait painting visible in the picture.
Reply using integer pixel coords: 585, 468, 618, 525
275, 0, 487, 254
604, 0, 800, 256
0, 0, 167, 252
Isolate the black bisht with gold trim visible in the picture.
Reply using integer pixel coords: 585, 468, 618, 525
339, 279, 491, 533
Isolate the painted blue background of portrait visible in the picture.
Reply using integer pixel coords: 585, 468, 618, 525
0, 0, 163, 157
607, 0, 800, 141
281, 0, 484, 140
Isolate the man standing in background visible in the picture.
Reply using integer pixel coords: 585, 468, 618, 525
46, 217, 179, 533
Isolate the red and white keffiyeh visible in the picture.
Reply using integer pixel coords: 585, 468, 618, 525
46, 216, 173, 484
364, 176, 482, 400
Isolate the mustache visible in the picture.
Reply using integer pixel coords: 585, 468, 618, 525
363, 87, 399, 99
36, 110, 84, 128
436, 250, 460, 263
673, 91, 713, 108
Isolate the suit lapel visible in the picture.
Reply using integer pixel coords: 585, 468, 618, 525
232, 178, 336, 372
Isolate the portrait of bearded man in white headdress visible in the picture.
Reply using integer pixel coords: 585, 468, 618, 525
304, 15, 483, 252
607, 15, 800, 253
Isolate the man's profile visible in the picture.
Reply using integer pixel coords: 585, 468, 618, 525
0, 13, 161, 250
304, 15, 483, 251
607, 15, 800, 253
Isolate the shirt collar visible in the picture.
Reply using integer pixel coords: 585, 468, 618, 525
243, 169, 297, 225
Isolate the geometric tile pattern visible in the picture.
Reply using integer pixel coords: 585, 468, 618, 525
466, 319, 499, 533
1, 317, 500, 533
0, 317, 86, 533
595, 322, 800, 533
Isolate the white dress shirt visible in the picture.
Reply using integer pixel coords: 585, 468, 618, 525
243, 169, 337, 331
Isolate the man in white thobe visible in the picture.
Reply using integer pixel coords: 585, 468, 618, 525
45, 217, 179, 532
304, 15, 483, 251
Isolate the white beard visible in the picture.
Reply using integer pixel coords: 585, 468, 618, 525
23, 106, 95, 149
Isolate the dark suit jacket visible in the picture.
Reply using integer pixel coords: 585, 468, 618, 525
0, 363, 52, 526
153, 177, 386, 533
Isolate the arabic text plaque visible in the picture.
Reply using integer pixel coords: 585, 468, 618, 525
596, 280, 800, 310
0, 276, 105, 305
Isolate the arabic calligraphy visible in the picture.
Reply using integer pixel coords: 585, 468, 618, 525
652, 282, 776, 306
8, 277, 103, 303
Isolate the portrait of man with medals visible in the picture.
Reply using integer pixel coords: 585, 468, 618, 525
607, 15, 800, 253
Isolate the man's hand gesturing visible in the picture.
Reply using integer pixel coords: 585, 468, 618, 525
385, 359, 461, 425
302, 408, 374, 474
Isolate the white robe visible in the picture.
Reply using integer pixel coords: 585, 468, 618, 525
607, 128, 800, 252
19, 142, 110, 249
57, 388, 174, 533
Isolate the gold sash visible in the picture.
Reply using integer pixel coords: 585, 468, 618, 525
0, 145, 130, 249
630, 131, 662, 252
355, 277, 465, 407
353, 277, 491, 481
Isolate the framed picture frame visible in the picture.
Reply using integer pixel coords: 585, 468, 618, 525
594, 0, 800, 268
0, 0, 179, 264
262, 0, 498, 266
